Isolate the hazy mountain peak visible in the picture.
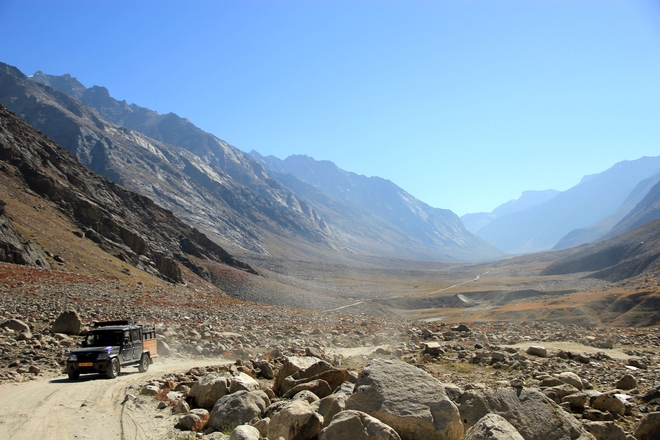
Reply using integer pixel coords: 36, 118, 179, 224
461, 189, 559, 234
491, 189, 560, 217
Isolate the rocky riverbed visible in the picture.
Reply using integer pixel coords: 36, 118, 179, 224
1, 262, 659, 439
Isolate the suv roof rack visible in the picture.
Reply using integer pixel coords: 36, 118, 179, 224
92, 320, 137, 328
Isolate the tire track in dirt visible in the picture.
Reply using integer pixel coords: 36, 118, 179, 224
0, 357, 231, 440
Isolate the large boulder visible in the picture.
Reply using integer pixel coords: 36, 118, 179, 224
456, 387, 595, 440
557, 372, 584, 390
615, 374, 637, 391
209, 390, 266, 431
177, 408, 209, 432
461, 414, 524, 440
267, 400, 323, 440
283, 379, 333, 399
346, 359, 463, 440
583, 421, 627, 440
282, 368, 351, 396
319, 409, 401, 440
274, 356, 325, 395
229, 372, 260, 393
156, 339, 171, 356
312, 393, 347, 428
230, 424, 260, 440
189, 372, 233, 408
633, 412, 660, 440
526, 346, 547, 357
51, 311, 83, 335
590, 393, 630, 416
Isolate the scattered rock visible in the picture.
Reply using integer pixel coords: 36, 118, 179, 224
461, 413, 524, 440
615, 374, 637, 391
526, 346, 547, 357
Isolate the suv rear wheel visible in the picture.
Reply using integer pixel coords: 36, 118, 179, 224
138, 353, 150, 373
106, 358, 120, 379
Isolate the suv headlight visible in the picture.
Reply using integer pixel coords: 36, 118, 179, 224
97, 352, 109, 361
68, 354, 78, 362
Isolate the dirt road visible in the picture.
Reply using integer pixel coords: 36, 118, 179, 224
0, 357, 230, 440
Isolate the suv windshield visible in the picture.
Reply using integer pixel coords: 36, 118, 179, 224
85, 330, 124, 347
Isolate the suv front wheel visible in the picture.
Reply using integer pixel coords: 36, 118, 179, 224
106, 358, 120, 379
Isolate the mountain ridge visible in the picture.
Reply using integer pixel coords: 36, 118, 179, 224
0, 103, 255, 283
1, 64, 499, 262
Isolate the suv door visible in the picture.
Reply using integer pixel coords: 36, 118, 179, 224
131, 328, 143, 360
120, 330, 134, 363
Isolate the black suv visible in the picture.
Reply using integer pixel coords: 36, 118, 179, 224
66, 320, 157, 380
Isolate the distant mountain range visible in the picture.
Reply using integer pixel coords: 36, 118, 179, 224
5, 62, 660, 264
249, 153, 497, 260
461, 158, 660, 254
461, 190, 560, 234
0, 63, 500, 263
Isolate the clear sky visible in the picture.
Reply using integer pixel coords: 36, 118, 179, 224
2, 1, 660, 216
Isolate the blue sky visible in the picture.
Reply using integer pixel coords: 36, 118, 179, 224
2, 0, 660, 216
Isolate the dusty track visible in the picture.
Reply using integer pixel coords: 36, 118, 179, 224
0, 357, 230, 440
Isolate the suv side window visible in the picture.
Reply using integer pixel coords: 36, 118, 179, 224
131, 329, 140, 343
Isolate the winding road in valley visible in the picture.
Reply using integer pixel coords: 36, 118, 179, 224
325, 272, 489, 312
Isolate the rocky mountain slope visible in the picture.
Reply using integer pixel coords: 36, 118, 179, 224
12, 65, 501, 262
250, 153, 502, 261
474, 157, 660, 254
0, 63, 338, 258
604, 178, 660, 240
0, 103, 254, 283
541, 216, 660, 282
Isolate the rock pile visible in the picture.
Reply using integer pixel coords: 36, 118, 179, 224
140, 347, 659, 440
138, 357, 660, 440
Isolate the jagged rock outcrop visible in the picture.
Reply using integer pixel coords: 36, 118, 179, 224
541, 218, 660, 282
